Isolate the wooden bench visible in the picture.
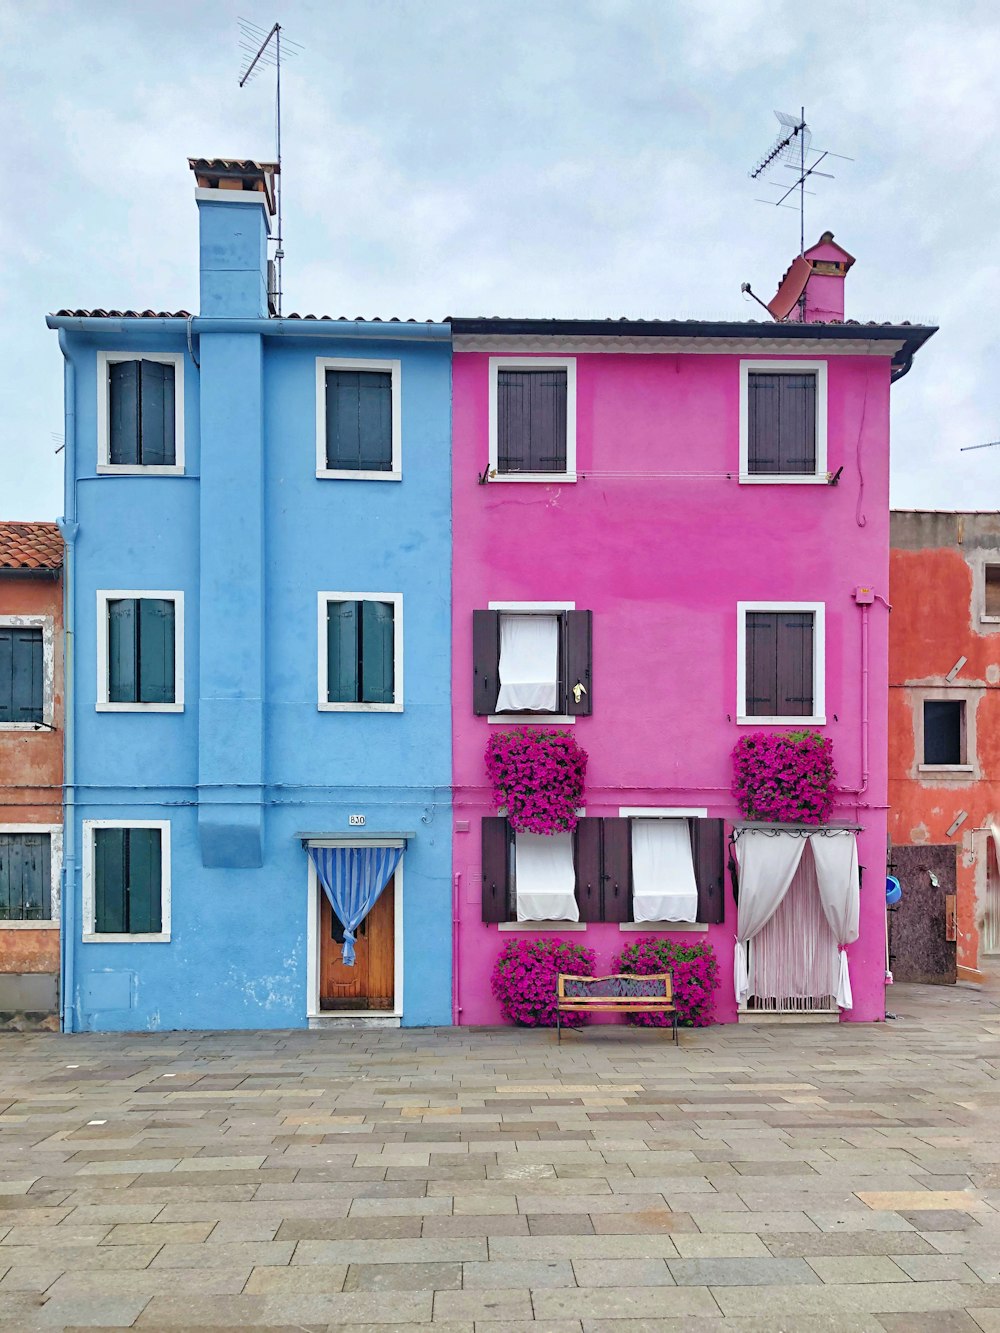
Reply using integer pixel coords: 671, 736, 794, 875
556, 972, 678, 1044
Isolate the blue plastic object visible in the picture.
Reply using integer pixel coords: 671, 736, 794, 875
886, 875, 902, 905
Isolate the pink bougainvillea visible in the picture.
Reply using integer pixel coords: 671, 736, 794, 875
731, 730, 836, 825
485, 729, 588, 835
491, 937, 596, 1027
612, 937, 720, 1028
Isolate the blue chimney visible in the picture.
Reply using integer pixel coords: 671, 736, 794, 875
189, 158, 276, 318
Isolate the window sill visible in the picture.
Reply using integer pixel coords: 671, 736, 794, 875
488, 473, 577, 484
737, 715, 826, 727
489, 714, 575, 725
0, 920, 58, 931
96, 703, 184, 713
0, 722, 53, 732
498, 921, 587, 931
316, 470, 402, 482
96, 464, 185, 477
981, 615, 1000, 625
738, 475, 829, 486
83, 933, 171, 943
619, 921, 709, 933
319, 702, 403, 713
918, 764, 974, 775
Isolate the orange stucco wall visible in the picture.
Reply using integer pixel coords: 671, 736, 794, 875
889, 515, 1000, 976
0, 573, 62, 979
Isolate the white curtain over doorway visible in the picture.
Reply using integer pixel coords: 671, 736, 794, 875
810, 831, 860, 1009
734, 830, 806, 1004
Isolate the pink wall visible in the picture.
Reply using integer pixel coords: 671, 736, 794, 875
452, 347, 893, 1025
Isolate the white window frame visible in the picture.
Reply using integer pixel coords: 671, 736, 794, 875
95, 590, 185, 713
487, 600, 576, 724
737, 601, 826, 725
488, 357, 577, 483
315, 357, 402, 481
96, 351, 185, 476
616, 807, 709, 933
0, 824, 62, 929
739, 359, 828, 484
82, 818, 171, 943
318, 592, 403, 713
0, 615, 55, 731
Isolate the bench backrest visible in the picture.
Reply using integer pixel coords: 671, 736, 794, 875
558, 972, 672, 1002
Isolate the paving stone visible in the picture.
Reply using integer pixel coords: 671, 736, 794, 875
806, 1256, 912, 1283
135, 1290, 435, 1324
431, 1288, 534, 1321
150, 1240, 295, 1268
423, 1214, 528, 1237
671, 1234, 772, 1258
243, 1263, 349, 1292
893, 1253, 983, 1281
901, 1209, 982, 1230
669, 1255, 819, 1285
462, 1258, 577, 1287
765, 1231, 936, 1257
491, 1233, 679, 1260
571, 1257, 675, 1286
292, 1236, 487, 1265
533, 1285, 718, 1319
527, 1212, 595, 1235
104, 1219, 216, 1244
343, 1259, 462, 1291
878, 1315, 984, 1331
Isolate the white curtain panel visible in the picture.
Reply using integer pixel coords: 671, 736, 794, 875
632, 819, 698, 922
809, 832, 860, 1009
496, 614, 559, 713
515, 831, 579, 922
750, 848, 839, 1007
734, 830, 807, 1005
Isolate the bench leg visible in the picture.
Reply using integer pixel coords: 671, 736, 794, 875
673, 1013, 678, 1045
557, 1007, 561, 1044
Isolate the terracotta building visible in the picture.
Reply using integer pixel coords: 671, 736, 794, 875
889, 510, 1000, 985
0, 522, 63, 1027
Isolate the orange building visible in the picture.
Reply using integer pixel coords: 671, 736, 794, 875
889, 511, 1000, 984
0, 523, 63, 1027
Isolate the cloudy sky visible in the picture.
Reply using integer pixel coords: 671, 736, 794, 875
2, 0, 998, 518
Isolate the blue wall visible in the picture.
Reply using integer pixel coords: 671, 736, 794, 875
54, 215, 452, 1030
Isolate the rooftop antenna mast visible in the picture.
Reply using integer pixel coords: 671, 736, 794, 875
239, 18, 302, 316
749, 108, 851, 259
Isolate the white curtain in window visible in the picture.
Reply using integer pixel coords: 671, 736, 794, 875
515, 831, 578, 922
734, 830, 807, 1004
497, 614, 559, 713
632, 819, 698, 922
809, 831, 860, 1009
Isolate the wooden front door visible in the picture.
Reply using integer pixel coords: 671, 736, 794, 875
889, 845, 957, 984
319, 878, 395, 1010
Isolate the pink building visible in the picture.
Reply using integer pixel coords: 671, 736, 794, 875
451, 234, 936, 1026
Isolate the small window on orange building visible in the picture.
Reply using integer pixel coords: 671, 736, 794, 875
923, 700, 965, 766
985, 565, 1000, 619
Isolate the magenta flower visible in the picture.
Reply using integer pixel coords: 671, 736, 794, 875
491, 937, 596, 1027
611, 938, 721, 1028
731, 730, 836, 825
485, 729, 588, 835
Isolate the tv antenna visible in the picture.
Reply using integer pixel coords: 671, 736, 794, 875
960, 441, 1000, 452
749, 108, 851, 257
239, 18, 302, 315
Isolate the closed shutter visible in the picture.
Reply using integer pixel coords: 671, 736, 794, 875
565, 610, 592, 716
776, 612, 814, 716
693, 819, 726, 924
748, 372, 817, 474
0, 628, 43, 724
109, 361, 140, 465
0, 833, 15, 920
326, 370, 393, 471
94, 827, 127, 933
497, 370, 567, 474
327, 601, 360, 703
574, 818, 604, 922
139, 361, 176, 466
138, 599, 175, 704
481, 816, 511, 922
361, 600, 395, 704
108, 599, 138, 704
601, 817, 632, 923
745, 612, 777, 716
126, 828, 162, 934
472, 610, 500, 715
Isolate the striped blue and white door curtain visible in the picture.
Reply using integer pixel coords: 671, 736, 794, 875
308, 845, 403, 966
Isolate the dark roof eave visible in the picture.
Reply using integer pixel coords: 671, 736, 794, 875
450, 318, 938, 369
0, 566, 62, 579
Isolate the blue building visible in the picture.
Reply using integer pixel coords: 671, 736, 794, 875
48, 158, 453, 1031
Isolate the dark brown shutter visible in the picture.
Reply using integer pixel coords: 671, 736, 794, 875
481, 817, 510, 922
565, 611, 592, 716
693, 818, 726, 924
776, 612, 814, 717
745, 612, 778, 716
472, 610, 500, 715
748, 372, 816, 475
601, 818, 632, 923
574, 818, 603, 922
497, 369, 567, 474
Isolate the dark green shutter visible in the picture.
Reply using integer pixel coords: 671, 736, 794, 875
326, 370, 393, 471
0, 628, 43, 724
327, 601, 359, 703
126, 828, 162, 933
138, 599, 176, 704
108, 599, 138, 703
0, 630, 11, 723
94, 827, 127, 932
109, 361, 140, 465
361, 600, 395, 704
139, 361, 176, 466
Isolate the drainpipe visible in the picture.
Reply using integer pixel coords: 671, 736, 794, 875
56, 331, 79, 1033
452, 872, 462, 1024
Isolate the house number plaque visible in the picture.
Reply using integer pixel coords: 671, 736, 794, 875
348, 814, 366, 827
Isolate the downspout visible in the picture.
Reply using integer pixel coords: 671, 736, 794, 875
56, 331, 79, 1033
452, 872, 462, 1024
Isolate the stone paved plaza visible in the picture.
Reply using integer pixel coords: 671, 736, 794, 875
1, 985, 1000, 1330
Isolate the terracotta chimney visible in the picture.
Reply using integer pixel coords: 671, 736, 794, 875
767, 231, 856, 324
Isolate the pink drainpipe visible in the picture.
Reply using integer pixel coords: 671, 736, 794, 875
452, 873, 462, 1023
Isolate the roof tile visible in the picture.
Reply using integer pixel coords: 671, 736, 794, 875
0, 522, 64, 572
